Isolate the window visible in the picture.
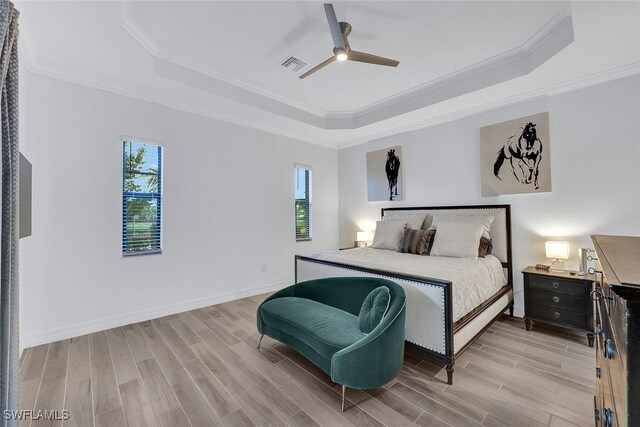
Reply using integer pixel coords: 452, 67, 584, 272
122, 141, 162, 255
295, 165, 311, 241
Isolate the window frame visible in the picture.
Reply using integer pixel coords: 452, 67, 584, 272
295, 164, 312, 242
122, 139, 163, 256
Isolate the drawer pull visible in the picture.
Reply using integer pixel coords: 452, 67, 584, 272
552, 296, 560, 303
595, 367, 601, 378
553, 312, 560, 319
604, 339, 614, 359
552, 282, 560, 289
603, 408, 613, 427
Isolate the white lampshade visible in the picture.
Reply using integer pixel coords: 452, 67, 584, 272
545, 241, 570, 260
356, 231, 374, 242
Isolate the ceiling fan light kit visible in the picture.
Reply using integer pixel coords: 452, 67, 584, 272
299, 3, 400, 79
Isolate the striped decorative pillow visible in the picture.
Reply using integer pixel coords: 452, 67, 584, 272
398, 228, 434, 255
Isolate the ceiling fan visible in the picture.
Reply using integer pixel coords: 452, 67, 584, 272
299, 3, 399, 79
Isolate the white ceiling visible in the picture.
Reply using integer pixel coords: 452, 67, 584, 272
18, 1, 640, 147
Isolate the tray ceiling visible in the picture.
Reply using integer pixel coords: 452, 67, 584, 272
17, 1, 640, 147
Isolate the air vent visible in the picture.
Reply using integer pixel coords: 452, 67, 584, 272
280, 55, 308, 73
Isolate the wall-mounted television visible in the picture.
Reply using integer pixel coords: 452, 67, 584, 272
19, 152, 31, 238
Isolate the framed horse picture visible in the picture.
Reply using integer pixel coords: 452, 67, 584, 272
480, 112, 552, 196
367, 146, 403, 201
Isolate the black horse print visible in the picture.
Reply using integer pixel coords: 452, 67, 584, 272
385, 149, 401, 201
494, 122, 543, 190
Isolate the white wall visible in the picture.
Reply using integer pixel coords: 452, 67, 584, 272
20, 72, 339, 348
339, 75, 640, 316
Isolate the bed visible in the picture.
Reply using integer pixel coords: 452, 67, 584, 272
295, 204, 513, 384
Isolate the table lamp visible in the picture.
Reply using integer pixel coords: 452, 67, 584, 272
545, 241, 570, 271
355, 231, 374, 248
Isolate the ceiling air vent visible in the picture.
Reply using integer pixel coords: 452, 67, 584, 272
280, 55, 308, 73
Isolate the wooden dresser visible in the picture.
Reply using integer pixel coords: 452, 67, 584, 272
592, 235, 640, 427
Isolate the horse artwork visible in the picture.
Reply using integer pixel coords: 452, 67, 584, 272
367, 146, 403, 202
385, 149, 401, 201
480, 112, 551, 196
494, 122, 543, 189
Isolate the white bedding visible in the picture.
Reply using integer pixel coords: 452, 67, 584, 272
312, 247, 507, 322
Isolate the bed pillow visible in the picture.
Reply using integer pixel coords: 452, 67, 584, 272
429, 213, 495, 240
420, 214, 434, 230
383, 213, 426, 230
430, 221, 485, 259
358, 286, 391, 334
371, 220, 407, 250
424, 230, 491, 257
398, 228, 434, 255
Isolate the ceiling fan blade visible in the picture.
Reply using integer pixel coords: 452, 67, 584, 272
348, 50, 399, 67
324, 3, 346, 50
299, 56, 337, 79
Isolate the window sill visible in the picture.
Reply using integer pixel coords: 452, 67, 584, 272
123, 249, 162, 257
296, 238, 312, 242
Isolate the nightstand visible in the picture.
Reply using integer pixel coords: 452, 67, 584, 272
522, 266, 595, 347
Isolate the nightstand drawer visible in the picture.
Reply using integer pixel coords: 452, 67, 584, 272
528, 276, 586, 296
529, 303, 587, 328
529, 290, 586, 311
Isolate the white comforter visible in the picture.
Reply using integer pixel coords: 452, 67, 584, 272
313, 248, 507, 321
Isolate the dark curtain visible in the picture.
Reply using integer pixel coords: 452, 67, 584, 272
0, 1, 18, 425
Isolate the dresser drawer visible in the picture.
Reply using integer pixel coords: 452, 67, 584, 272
529, 290, 586, 311
528, 276, 586, 295
528, 303, 587, 328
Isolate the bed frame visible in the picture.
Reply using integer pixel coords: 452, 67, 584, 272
295, 204, 513, 385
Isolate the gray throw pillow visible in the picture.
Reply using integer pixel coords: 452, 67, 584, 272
358, 286, 391, 334
478, 237, 493, 257
398, 228, 434, 255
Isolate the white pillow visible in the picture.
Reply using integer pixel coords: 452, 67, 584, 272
429, 213, 495, 240
371, 220, 407, 250
430, 220, 484, 259
383, 213, 426, 230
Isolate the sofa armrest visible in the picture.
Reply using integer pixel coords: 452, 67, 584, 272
256, 284, 296, 333
330, 303, 406, 389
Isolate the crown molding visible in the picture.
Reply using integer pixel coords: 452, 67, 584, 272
117, 12, 158, 55
329, 11, 574, 119
24, 61, 334, 149
337, 61, 640, 150
21, 54, 640, 152
19, 2, 636, 151
117, 5, 575, 130
117, 8, 328, 118
335, 13, 575, 129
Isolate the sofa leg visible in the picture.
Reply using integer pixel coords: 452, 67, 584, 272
446, 364, 454, 385
341, 385, 346, 412
256, 334, 264, 349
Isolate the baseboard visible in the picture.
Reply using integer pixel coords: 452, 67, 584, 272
21, 279, 291, 350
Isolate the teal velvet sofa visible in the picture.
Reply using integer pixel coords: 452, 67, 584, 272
256, 277, 406, 411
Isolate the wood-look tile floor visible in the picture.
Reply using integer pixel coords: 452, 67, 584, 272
19, 294, 595, 427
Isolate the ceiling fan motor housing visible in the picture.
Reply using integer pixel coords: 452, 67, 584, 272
339, 22, 352, 37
